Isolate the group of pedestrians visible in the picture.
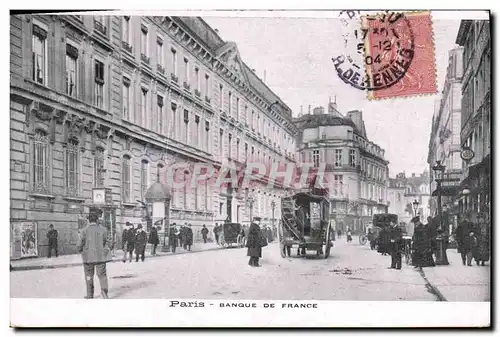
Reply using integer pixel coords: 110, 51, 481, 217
454, 213, 490, 266
167, 223, 194, 253
121, 222, 157, 263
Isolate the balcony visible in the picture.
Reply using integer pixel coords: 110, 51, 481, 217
121, 40, 133, 54
204, 96, 211, 104
171, 73, 178, 83
194, 89, 201, 97
93, 20, 107, 35
183, 82, 191, 91
141, 53, 150, 65
157, 64, 165, 75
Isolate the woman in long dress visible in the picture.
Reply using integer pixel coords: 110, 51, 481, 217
412, 218, 435, 268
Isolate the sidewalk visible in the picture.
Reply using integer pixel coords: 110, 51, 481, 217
11, 242, 222, 271
421, 249, 490, 302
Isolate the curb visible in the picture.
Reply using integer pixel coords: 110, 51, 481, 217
11, 246, 225, 272
418, 268, 447, 302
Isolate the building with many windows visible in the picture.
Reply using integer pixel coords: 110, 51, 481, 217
426, 47, 464, 218
455, 20, 491, 218
293, 101, 389, 232
10, 14, 297, 257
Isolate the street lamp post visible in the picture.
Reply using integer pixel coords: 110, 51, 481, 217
412, 199, 420, 217
248, 196, 255, 223
432, 160, 449, 265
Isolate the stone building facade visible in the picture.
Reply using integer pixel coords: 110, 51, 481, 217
293, 102, 389, 232
10, 14, 297, 257
455, 20, 491, 217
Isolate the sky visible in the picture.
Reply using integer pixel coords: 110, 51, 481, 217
203, 12, 463, 177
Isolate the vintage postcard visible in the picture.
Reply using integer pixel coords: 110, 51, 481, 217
9, 9, 491, 328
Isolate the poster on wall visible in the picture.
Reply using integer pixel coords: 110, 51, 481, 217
11, 222, 38, 259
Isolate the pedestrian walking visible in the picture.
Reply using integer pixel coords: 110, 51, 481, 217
148, 225, 160, 256
367, 228, 376, 250
179, 224, 187, 250
122, 222, 136, 262
201, 224, 209, 244
388, 221, 403, 270
135, 224, 147, 262
455, 218, 471, 265
77, 210, 111, 299
474, 214, 490, 266
377, 226, 390, 255
463, 230, 478, 266
337, 229, 342, 239
411, 216, 435, 268
46, 224, 59, 258
169, 223, 178, 253
214, 223, 220, 245
246, 218, 264, 267
185, 224, 194, 251
346, 229, 353, 243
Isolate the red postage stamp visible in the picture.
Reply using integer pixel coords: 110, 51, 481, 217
363, 11, 437, 100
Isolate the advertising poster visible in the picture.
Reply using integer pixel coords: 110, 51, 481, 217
11, 222, 38, 259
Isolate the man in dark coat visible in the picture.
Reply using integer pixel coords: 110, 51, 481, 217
367, 228, 376, 250
185, 224, 194, 251
169, 223, 178, 253
122, 222, 136, 263
46, 224, 59, 258
412, 217, 435, 268
463, 230, 478, 266
201, 224, 209, 244
77, 210, 111, 299
455, 218, 471, 265
214, 223, 220, 245
148, 225, 160, 256
388, 221, 403, 270
246, 218, 263, 267
377, 227, 389, 255
474, 214, 490, 266
135, 224, 147, 262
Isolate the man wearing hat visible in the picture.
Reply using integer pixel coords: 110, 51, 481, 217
135, 224, 148, 262
246, 217, 264, 267
122, 222, 136, 263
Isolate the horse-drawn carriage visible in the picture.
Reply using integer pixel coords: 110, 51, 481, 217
277, 191, 334, 258
219, 222, 243, 248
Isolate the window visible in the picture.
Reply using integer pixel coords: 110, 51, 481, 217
171, 49, 177, 75
347, 130, 353, 140
244, 143, 248, 159
157, 163, 164, 183
140, 87, 148, 128
195, 115, 200, 148
195, 184, 199, 210
219, 129, 224, 155
219, 84, 224, 110
32, 130, 50, 193
219, 202, 223, 215
205, 181, 209, 211
334, 175, 343, 195
228, 133, 232, 159
312, 150, 320, 167
184, 58, 189, 84
334, 149, 342, 167
205, 74, 210, 97
236, 138, 240, 160
349, 149, 356, 167
157, 95, 164, 134
140, 160, 149, 200
122, 155, 131, 202
122, 77, 131, 120
93, 147, 105, 188
251, 146, 255, 160
65, 44, 78, 97
205, 121, 210, 152
183, 171, 188, 209
156, 36, 163, 66
65, 139, 79, 196
184, 110, 189, 143
141, 24, 148, 56
122, 16, 131, 44
244, 105, 248, 124
195, 67, 200, 91
32, 25, 48, 85
251, 110, 255, 128
171, 105, 177, 139
228, 92, 232, 116
94, 60, 105, 108
236, 97, 240, 120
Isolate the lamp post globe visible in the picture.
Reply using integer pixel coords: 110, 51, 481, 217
432, 160, 449, 265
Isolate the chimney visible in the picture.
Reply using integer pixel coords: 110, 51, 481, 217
308, 105, 311, 114
215, 29, 219, 34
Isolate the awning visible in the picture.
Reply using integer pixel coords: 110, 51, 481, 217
431, 185, 460, 197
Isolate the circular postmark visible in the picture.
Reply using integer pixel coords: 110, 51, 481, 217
333, 10, 415, 91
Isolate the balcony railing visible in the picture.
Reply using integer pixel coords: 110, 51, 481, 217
122, 40, 133, 53
171, 73, 179, 83
157, 64, 165, 75
94, 20, 107, 35
194, 89, 201, 97
141, 53, 150, 65
183, 82, 191, 90
204, 96, 211, 104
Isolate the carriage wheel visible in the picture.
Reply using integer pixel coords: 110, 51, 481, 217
359, 235, 368, 245
324, 224, 332, 259
278, 220, 286, 258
